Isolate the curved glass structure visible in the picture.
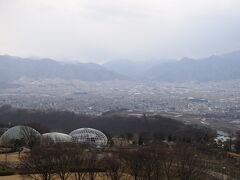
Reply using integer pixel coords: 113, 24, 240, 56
69, 128, 108, 147
0, 125, 41, 146
42, 132, 72, 143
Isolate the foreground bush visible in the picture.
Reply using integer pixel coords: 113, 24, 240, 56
0, 169, 15, 176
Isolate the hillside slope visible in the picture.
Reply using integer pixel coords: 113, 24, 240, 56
0, 55, 124, 82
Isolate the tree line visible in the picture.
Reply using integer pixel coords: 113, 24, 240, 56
0, 105, 216, 143
20, 142, 215, 180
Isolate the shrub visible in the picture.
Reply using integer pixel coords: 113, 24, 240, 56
0, 169, 15, 176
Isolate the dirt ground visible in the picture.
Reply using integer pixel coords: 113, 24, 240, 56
0, 152, 20, 162
0, 175, 129, 180
0, 175, 30, 180
0, 173, 134, 180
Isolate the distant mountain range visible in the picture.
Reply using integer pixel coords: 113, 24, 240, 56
104, 51, 240, 82
103, 59, 166, 79
1, 50, 240, 83
0, 55, 124, 83
144, 51, 240, 82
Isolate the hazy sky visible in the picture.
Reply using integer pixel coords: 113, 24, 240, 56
0, 0, 240, 63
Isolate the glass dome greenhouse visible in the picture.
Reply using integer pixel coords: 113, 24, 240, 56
69, 128, 108, 147
42, 132, 72, 143
0, 125, 41, 147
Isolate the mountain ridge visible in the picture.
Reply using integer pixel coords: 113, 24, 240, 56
145, 50, 240, 82
1, 50, 240, 83
0, 55, 125, 83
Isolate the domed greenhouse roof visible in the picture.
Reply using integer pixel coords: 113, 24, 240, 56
42, 132, 72, 143
69, 128, 108, 147
0, 125, 41, 147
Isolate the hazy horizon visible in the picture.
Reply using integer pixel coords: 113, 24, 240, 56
1, 0, 240, 63
1, 49, 240, 65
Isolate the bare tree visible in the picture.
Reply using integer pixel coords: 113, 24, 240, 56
141, 148, 159, 180
72, 145, 87, 180
51, 143, 76, 180
21, 142, 102, 180
234, 130, 240, 153
137, 146, 166, 180
158, 147, 175, 180
121, 148, 147, 180
85, 149, 99, 180
101, 152, 124, 180
174, 144, 204, 180
20, 145, 55, 180
147, 146, 165, 180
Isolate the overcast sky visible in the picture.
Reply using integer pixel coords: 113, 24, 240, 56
0, 0, 240, 63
